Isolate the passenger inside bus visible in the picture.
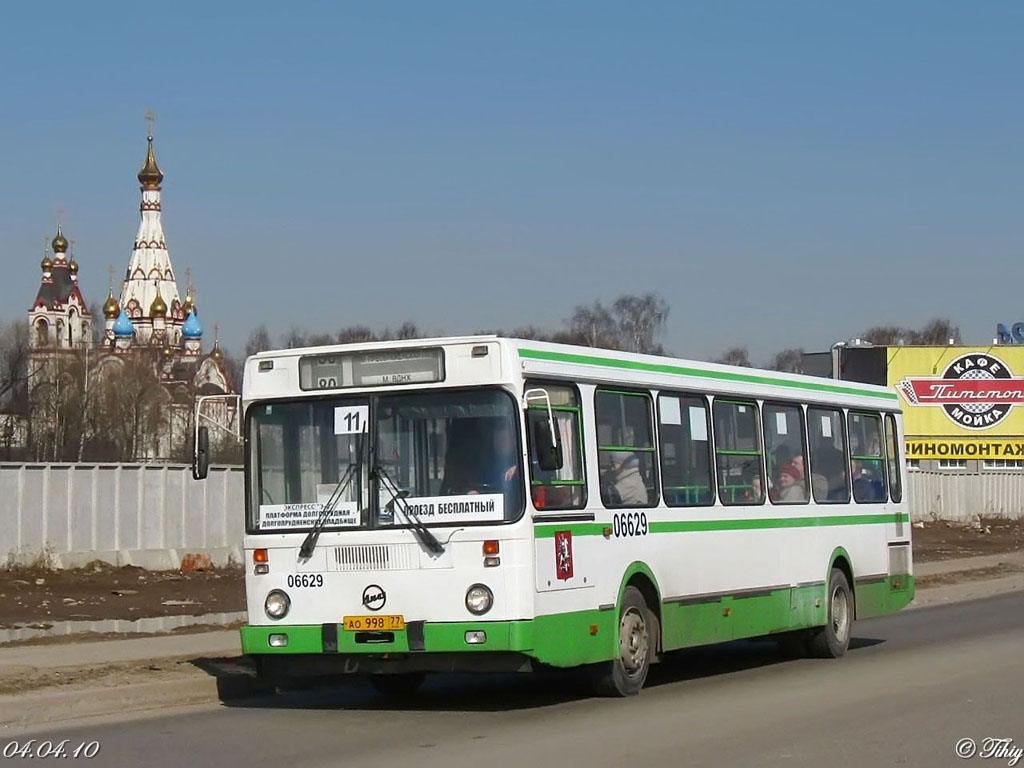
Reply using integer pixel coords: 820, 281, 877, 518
602, 451, 649, 506
775, 463, 805, 502
810, 435, 847, 501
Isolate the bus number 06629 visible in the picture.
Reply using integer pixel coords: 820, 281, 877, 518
612, 512, 648, 538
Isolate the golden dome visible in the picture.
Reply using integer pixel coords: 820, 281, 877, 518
138, 135, 164, 189
51, 225, 68, 255
181, 287, 195, 316
41, 254, 53, 272
69, 257, 79, 275
103, 289, 120, 319
150, 286, 168, 317
210, 340, 223, 360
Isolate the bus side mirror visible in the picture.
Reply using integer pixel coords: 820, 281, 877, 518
534, 418, 563, 472
193, 426, 210, 480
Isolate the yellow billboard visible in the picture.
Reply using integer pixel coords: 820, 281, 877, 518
887, 346, 1024, 439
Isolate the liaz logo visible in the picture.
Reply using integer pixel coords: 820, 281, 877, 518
896, 353, 1024, 430
361, 584, 386, 611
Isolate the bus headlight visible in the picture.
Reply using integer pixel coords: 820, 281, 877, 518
465, 584, 493, 616
265, 589, 290, 620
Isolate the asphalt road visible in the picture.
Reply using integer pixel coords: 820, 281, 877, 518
8, 592, 1024, 768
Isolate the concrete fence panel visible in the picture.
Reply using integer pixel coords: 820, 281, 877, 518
908, 469, 1024, 522
0, 463, 245, 570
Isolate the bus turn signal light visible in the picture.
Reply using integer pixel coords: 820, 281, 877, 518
253, 549, 268, 563
483, 540, 499, 555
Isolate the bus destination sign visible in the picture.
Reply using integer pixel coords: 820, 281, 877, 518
299, 348, 445, 391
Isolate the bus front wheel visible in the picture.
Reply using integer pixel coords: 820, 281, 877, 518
589, 586, 653, 697
807, 568, 853, 658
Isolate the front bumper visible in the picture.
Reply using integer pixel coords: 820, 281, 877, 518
242, 606, 617, 669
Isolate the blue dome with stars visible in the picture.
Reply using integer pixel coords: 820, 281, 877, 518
182, 310, 204, 339
113, 309, 134, 338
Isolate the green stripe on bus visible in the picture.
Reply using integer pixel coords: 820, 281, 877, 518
518, 348, 899, 401
534, 512, 908, 537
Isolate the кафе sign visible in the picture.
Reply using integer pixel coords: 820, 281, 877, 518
888, 347, 1024, 456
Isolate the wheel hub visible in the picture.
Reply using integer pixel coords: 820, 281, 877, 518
619, 607, 649, 675
831, 586, 850, 642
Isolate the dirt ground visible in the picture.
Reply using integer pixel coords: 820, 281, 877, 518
911, 517, 1024, 562
0, 519, 1019, 629
0, 561, 245, 628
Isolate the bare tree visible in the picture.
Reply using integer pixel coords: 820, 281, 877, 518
861, 317, 959, 346
282, 328, 308, 349
85, 357, 166, 462
245, 325, 272, 357
220, 350, 244, 394
336, 325, 377, 344
0, 321, 31, 403
714, 347, 752, 367
767, 348, 805, 373
390, 322, 423, 341
915, 318, 959, 345
613, 293, 668, 354
566, 301, 620, 349
860, 325, 914, 345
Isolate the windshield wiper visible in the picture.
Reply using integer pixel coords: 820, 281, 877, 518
373, 465, 444, 554
299, 438, 365, 558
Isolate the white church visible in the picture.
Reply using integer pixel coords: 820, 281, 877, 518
24, 127, 235, 461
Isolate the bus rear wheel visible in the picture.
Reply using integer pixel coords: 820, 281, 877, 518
589, 586, 653, 697
807, 568, 853, 658
368, 673, 425, 698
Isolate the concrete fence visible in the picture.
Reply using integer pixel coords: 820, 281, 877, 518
0, 463, 245, 569
1, 462, 1020, 570
907, 469, 1024, 522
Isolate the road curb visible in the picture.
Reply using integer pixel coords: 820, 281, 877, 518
0, 672, 273, 730
910, 571, 1024, 610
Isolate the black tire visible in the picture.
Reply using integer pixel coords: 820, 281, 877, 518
368, 673, 426, 698
807, 568, 853, 658
589, 586, 654, 697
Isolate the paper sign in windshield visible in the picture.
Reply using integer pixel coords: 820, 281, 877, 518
393, 493, 504, 523
258, 502, 359, 530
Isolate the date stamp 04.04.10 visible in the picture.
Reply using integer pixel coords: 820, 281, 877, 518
2, 741, 100, 759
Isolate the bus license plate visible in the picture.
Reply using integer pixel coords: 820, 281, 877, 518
342, 615, 405, 631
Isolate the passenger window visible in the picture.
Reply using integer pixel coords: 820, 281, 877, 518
763, 403, 808, 504
658, 394, 714, 506
807, 408, 850, 503
885, 414, 903, 503
849, 412, 887, 504
595, 391, 658, 508
713, 400, 764, 505
526, 382, 586, 510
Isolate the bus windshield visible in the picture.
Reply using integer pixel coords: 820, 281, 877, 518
249, 389, 523, 532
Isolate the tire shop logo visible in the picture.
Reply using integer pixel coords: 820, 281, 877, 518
896, 353, 1024, 430
361, 584, 386, 611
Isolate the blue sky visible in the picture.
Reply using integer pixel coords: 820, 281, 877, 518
1, 1, 1021, 362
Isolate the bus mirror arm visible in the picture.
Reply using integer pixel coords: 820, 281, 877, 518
524, 388, 563, 472
193, 426, 210, 481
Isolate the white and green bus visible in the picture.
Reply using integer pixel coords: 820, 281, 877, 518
193, 336, 913, 696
